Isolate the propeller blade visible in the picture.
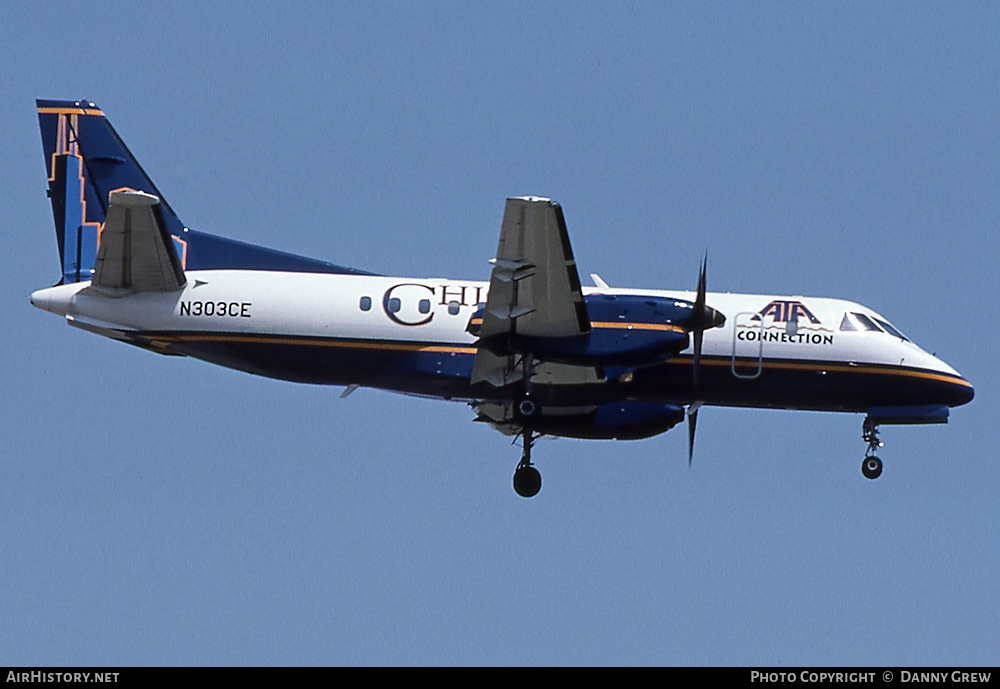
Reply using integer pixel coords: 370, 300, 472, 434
692, 254, 708, 390
687, 407, 698, 467
692, 328, 703, 390
687, 254, 721, 469
693, 256, 707, 321
686, 401, 703, 468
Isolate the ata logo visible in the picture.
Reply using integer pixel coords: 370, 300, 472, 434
738, 300, 834, 345
751, 300, 821, 325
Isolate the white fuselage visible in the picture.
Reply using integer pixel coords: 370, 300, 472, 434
31, 270, 960, 375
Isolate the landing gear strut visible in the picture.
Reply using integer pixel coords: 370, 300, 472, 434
511, 354, 542, 497
513, 428, 541, 498
861, 417, 884, 480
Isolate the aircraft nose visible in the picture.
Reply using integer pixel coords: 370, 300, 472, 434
951, 376, 974, 407
931, 365, 974, 408
921, 349, 974, 408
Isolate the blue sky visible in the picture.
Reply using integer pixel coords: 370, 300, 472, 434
1, 2, 997, 666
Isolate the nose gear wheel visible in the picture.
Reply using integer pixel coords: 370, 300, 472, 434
861, 418, 884, 480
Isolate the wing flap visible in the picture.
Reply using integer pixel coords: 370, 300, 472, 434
471, 350, 605, 390
470, 350, 519, 388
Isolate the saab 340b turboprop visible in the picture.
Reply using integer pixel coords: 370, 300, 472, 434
30, 99, 974, 497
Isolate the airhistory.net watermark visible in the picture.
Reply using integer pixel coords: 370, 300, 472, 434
5, 672, 118, 683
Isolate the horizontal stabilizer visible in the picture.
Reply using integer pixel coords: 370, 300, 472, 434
91, 191, 186, 294
66, 313, 136, 339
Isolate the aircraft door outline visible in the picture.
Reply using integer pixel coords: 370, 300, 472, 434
731, 311, 763, 379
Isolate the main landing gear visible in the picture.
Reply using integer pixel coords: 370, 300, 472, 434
861, 417, 884, 480
513, 429, 542, 498
512, 389, 542, 497
511, 354, 543, 498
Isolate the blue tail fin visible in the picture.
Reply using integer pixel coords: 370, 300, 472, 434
37, 99, 373, 281
37, 99, 186, 283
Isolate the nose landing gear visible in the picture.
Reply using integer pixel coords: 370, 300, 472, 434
862, 455, 883, 480
861, 418, 884, 480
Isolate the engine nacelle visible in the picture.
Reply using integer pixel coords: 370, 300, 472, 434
469, 294, 717, 367
531, 402, 685, 440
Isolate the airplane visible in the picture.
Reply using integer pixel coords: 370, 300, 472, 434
30, 99, 974, 497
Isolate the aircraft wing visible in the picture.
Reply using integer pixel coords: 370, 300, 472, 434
471, 352, 605, 388
90, 191, 186, 293
471, 196, 596, 387
477, 196, 590, 340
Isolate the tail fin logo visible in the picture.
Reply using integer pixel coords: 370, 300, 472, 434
38, 99, 366, 278
38, 101, 190, 280
47, 110, 103, 282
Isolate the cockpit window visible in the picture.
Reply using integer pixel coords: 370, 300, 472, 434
853, 313, 882, 332
840, 312, 883, 332
873, 317, 909, 341
839, 312, 910, 341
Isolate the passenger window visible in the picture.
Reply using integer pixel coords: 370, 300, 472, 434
447, 301, 461, 316
359, 296, 372, 312
387, 298, 401, 313
418, 299, 431, 314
